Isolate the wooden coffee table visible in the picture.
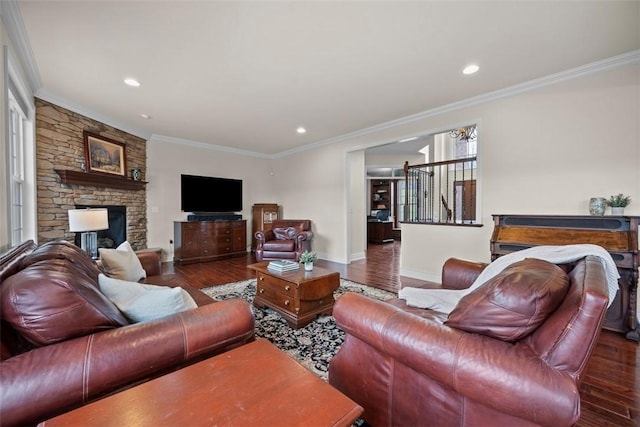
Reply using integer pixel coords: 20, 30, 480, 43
249, 261, 340, 328
38, 339, 363, 426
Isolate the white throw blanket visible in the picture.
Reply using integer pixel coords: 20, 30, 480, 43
398, 244, 620, 313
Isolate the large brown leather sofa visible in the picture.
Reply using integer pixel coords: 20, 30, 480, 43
0, 240, 255, 426
328, 256, 609, 427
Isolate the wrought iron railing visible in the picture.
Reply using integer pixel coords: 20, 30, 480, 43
402, 156, 477, 224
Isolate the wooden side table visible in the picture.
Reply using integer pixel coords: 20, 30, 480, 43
249, 262, 340, 328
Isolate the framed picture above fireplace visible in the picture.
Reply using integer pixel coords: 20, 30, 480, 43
83, 131, 127, 177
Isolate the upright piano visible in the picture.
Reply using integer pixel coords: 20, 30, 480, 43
491, 214, 639, 341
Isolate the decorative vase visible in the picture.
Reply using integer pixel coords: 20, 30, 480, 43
304, 262, 313, 271
611, 206, 625, 216
589, 197, 606, 216
131, 169, 141, 181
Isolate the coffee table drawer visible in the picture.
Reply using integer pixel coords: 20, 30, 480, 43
257, 273, 297, 297
257, 285, 297, 312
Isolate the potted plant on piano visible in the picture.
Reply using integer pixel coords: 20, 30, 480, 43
607, 193, 631, 215
299, 250, 318, 271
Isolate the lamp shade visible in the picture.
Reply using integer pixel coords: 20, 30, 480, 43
68, 208, 109, 232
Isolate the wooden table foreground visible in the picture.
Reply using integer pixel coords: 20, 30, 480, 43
38, 339, 363, 427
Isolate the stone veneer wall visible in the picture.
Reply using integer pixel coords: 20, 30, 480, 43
35, 98, 148, 249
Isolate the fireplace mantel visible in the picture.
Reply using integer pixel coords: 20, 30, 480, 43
55, 169, 147, 191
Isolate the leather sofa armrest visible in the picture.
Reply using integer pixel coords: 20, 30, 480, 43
295, 230, 313, 243
136, 251, 162, 276
0, 299, 255, 427
441, 258, 487, 290
255, 229, 274, 244
332, 293, 579, 427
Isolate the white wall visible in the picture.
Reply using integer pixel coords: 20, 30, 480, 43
147, 63, 639, 283
146, 137, 277, 260
271, 143, 348, 263
365, 152, 424, 167
371, 64, 639, 281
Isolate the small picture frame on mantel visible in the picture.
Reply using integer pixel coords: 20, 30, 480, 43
83, 131, 127, 177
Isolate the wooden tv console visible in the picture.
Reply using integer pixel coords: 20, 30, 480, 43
174, 219, 246, 265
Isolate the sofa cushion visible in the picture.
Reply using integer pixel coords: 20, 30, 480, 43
98, 274, 198, 323
263, 240, 296, 251
272, 227, 298, 240
0, 267, 129, 347
99, 241, 146, 281
444, 258, 570, 341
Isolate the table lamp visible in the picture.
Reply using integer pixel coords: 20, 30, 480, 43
68, 208, 109, 259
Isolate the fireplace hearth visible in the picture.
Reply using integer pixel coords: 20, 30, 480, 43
74, 205, 126, 249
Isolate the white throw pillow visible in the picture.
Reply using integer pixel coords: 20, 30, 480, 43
98, 274, 198, 323
99, 241, 147, 281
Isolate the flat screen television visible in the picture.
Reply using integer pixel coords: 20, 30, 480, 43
181, 174, 243, 213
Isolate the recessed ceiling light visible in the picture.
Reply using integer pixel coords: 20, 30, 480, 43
124, 78, 140, 87
139, 114, 152, 119
296, 127, 306, 134
462, 64, 479, 75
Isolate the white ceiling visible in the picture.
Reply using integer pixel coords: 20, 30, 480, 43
14, 1, 640, 156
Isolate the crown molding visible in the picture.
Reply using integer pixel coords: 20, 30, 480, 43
150, 134, 272, 159
153, 49, 640, 158
36, 88, 151, 140
277, 50, 640, 157
1, 0, 41, 92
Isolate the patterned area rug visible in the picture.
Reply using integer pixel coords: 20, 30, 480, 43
202, 279, 395, 381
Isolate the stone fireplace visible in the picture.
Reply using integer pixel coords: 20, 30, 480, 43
35, 99, 148, 250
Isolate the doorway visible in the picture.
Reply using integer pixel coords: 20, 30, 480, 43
348, 122, 479, 263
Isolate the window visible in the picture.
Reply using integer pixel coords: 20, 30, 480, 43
403, 125, 479, 225
3, 46, 35, 248
8, 92, 27, 245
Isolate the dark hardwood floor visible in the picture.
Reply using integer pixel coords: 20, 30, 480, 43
161, 242, 639, 426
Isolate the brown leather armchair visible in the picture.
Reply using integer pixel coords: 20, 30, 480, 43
328, 256, 609, 427
255, 219, 313, 262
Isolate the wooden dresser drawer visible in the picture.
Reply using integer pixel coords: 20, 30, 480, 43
174, 220, 246, 264
213, 222, 234, 231
181, 222, 201, 232
200, 237, 216, 249
215, 234, 234, 245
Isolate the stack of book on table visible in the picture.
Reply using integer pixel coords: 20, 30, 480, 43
267, 259, 300, 273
